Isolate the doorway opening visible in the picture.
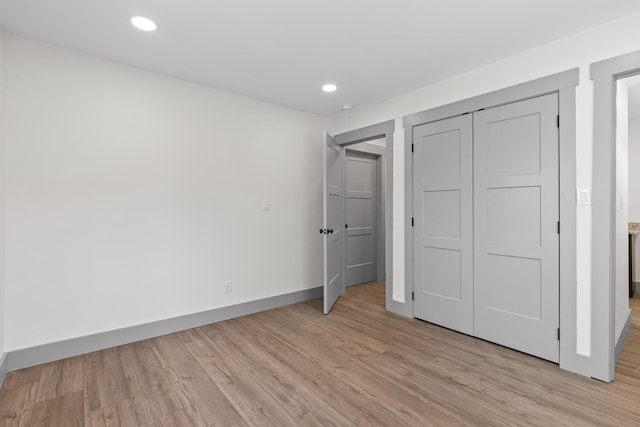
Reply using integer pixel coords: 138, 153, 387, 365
592, 49, 640, 382
341, 141, 386, 310
610, 74, 640, 375
345, 140, 385, 288
322, 121, 394, 314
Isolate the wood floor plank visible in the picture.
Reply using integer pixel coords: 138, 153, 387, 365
182, 327, 300, 427
252, 331, 401, 426
35, 356, 83, 403
29, 390, 84, 427
256, 313, 459, 425
231, 309, 402, 425
117, 341, 183, 425
86, 399, 137, 427
2, 365, 44, 392
82, 347, 133, 413
0, 382, 38, 426
199, 324, 354, 426
139, 409, 200, 427
150, 333, 246, 426
353, 347, 509, 426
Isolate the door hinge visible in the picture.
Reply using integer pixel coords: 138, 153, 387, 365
411, 143, 414, 153
412, 291, 415, 301
412, 217, 415, 227
557, 328, 560, 341
557, 221, 560, 234
557, 115, 560, 128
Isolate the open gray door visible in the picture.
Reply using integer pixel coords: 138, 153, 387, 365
323, 132, 344, 314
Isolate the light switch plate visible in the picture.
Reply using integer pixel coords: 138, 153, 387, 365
577, 188, 591, 206
262, 199, 270, 211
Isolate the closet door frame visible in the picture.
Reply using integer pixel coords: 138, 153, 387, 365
403, 69, 586, 377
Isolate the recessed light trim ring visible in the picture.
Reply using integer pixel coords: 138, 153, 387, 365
322, 83, 337, 93
131, 16, 158, 32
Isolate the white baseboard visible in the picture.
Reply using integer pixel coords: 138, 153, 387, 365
6, 286, 322, 372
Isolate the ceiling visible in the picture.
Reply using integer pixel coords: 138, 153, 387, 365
1, 1, 640, 117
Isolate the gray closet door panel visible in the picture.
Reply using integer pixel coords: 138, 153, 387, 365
413, 115, 474, 335
473, 93, 559, 362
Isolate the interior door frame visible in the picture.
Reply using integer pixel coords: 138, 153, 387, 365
334, 120, 396, 312
403, 69, 585, 376
345, 144, 386, 284
591, 49, 640, 382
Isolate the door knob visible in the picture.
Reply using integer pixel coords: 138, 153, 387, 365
328, 229, 334, 234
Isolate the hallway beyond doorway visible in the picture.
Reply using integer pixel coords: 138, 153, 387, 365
617, 294, 640, 377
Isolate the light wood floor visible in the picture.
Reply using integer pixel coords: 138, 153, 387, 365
2, 283, 640, 426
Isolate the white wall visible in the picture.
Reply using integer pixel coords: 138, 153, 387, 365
335, 10, 640, 357
629, 118, 640, 276
615, 80, 630, 342
2, 34, 334, 351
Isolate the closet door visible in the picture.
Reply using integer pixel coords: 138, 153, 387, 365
473, 93, 560, 362
413, 115, 474, 335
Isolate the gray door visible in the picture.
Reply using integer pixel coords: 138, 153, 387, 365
323, 132, 344, 314
345, 151, 378, 286
413, 115, 474, 335
474, 93, 559, 362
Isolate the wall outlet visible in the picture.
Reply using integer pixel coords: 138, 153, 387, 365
224, 281, 233, 294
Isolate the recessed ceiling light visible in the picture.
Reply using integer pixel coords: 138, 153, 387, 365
322, 83, 337, 93
342, 103, 354, 111
131, 16, 157, 32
